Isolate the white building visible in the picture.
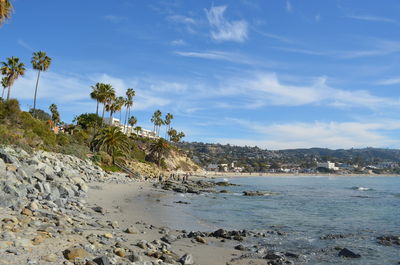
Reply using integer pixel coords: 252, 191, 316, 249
317, 161, 339, 171
103, 117, 158, 139
206, 164, 219, 172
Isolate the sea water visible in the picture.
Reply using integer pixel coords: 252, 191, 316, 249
165, 176, 400, 264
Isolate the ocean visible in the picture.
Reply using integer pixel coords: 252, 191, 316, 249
164, 176, 400, 264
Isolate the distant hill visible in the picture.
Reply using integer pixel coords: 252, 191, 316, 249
176, 142, 400, 171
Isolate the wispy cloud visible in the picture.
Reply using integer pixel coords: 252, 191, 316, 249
286, 0, 293, 12
217, 119, 400, 149
170, 39, 187, 46
377, 77, 400, 85
174, 50, 258, 65
347, 14, 398, 24
205, 5, 248, 42
338, 39, 400, 58
167, 14, 198, 33
17, 39, 34, 51
104, 15, 128, 23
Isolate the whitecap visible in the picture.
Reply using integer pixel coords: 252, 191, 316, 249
351, 186, 372, 191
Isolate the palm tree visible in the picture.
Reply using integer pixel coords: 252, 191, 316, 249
1, 76, 8, 99
90, 83, 102, 117
105, 96, 118, 123
93, 126, 129, 164
49, 103, 60, 126
115, 96, 125, 122
128, 116, 137, 134
31, 51, 52, 117
0, 0, 13, 25
0, 57, 25, 100
164, 113, 173, 139
98, 84, 115, 125
149, 138, 170, 167
124, 88, 135, 133
151, 110, 163, 136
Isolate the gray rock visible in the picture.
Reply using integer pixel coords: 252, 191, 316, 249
93, 256, 111, 265
179, 253, 194, 265
338, 248, 361, 258
0, 159, 6, 175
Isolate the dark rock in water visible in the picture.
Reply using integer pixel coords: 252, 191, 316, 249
234, 244, 246, 251
377, 235, 400, 246
214, 181, 238, 186
338, 248, 361, 258
219, 190, 229, 193
243, 191, 280, 196
174, 200, 190, 204
285, 252, 299, 259
93, 256, 111, 265
320, 233, 353, 240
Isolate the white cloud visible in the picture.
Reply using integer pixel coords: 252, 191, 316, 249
377, 77, 400, 85
286, 0, 293, 12
167, 15, 196, 25
217, 119, 400, 149
17, 39, 34, 51
205, 5, 248, 42
174, 50, 257, 64
170, 39, 187, 46
347, 15, 398, 24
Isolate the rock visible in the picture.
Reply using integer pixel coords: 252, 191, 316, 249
14, 238, 31, 248
377, 235, 400, 246
127, 253, 142, 262
195, 236, 207, 244
338, 248, 361, 258
32, 235, 45, 245
243, 191, 279, 196
92, 206, 105, 214
161, 234, 177, 244
0, 158, 6, 174
63, 247, 91, 261
125, 226, 139, 234
29, 201, 39, 211
103, 233, 113, 239
92, 256, 111, 265
114, 248, 126, 257
234, 244, 246, 251
179, 253, 194, 265
42, 254, 58, 262
85, 262, 98, 265
21, 208, 33, 216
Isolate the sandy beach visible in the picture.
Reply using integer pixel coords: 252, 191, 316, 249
86, 181, 249, 265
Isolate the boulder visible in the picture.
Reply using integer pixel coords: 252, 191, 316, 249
63, 247, 91, 261
179, 253, 194, 265
338, 248, 361, 258
92, 256, 111, 265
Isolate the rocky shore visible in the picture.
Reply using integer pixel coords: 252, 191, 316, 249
0, 146, 399, 265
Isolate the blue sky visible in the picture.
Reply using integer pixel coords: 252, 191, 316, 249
1, 0, 400, 149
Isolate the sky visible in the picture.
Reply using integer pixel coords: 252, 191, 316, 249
1, 0, 400, 150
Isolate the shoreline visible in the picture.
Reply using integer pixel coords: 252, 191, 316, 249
199, 172, 400, 178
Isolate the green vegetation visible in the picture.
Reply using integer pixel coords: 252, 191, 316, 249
92, 126, 129, 164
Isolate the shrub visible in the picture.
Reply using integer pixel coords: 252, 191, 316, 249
98, 151, 112, 166
56, 133, 70, 146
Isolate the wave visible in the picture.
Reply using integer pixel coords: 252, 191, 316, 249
350, 186, 373, 191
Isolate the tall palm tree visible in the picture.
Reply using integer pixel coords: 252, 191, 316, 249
124, 88, 135, 133
128, 116, 137, 134
31, 51, 52, 117
151, 110, 163, 136
0, 0, 13, 25
1, 76, 8, 99
115, 96, 125, 122
0, 56, 25, 100
90, 83, 102, 117
98, 84, 115, 125
164, 113, 174, 139
93, 126, 129, 164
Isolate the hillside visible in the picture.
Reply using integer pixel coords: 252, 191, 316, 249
177, 141, 400, 172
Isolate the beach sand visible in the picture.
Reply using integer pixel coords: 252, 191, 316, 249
86, 181, 248, 265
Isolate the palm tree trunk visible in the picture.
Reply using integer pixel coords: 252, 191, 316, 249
6, 85, 10, 100
101, 104, 105, 127
124, 107, 128, 133
32, 70, 41, 117
95, 100, 99, 116
1, 87, 5, 99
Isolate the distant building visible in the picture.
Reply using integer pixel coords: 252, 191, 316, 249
206, 164, 219, 172
103, 117, 158, 139
317, 161, 338, 171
